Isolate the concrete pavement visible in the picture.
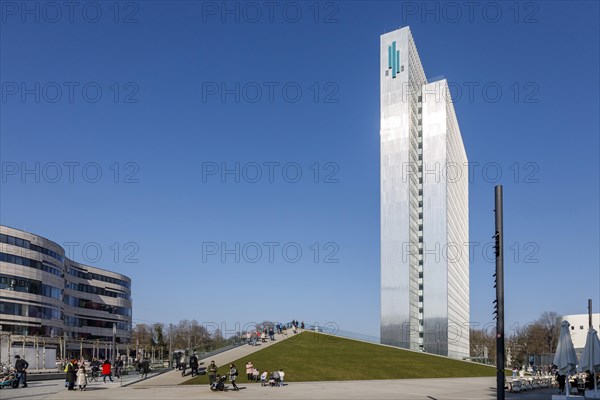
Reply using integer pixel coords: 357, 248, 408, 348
35, 376, 560, 399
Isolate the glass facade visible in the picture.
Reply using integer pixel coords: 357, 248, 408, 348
0, 225, 132, 342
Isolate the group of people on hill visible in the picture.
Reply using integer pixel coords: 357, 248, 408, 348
245, 321, 306, 345
206, 360, 286, 390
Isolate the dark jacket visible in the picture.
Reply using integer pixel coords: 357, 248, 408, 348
141, 360, 150, 373
15, 359, 29, 372
208, 363, 218, 375
66, 362, 78, 381
189, 355, 199, 368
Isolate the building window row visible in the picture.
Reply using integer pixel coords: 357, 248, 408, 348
0, 300, 62, 320
67, 266, 131, 289
0, 274, 62, 299
0, 323, 63, 337
0, 233, 64, 262
65, 281, 130, 300
0, 252, 62, 276
63, 294, 132, 316
63, 315, 130, 331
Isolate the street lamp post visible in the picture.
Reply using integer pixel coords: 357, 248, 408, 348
112, 323, 117, 364
169, 324, 173, 368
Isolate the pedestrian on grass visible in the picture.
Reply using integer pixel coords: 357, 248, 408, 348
208, 360, 218, 385
245, 361, 254, 381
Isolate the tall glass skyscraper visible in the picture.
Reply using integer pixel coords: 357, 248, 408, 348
380, 26, 469, 359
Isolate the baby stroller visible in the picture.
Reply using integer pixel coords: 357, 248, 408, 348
210, 375, 227, 391
0, 369, 19, 389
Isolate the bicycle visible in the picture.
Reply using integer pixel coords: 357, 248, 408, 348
87, 368, 99, 383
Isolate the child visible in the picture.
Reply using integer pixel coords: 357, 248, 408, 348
76, 365, 87, 391
260, 370, 268, 386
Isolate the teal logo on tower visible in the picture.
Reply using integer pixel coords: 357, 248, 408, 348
388, 41, 400, 78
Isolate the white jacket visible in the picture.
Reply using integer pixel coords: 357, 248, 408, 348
76, 369, 87, 387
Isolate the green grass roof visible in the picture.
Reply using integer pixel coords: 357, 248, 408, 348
183, 331, 496, 384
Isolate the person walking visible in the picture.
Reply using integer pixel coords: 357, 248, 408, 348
208, 360, 218, 385
65, 358, 78, 390
76, 364, 87, 391
245, 361, 254, 381
557, 374, 566, 394
14, 355, 28, 388
115, 357, 124, 379
102, 359, 113, 383
229, 363, 239, 391
90, 358, 100, 380
179, 353, 187, 376
141, 358, 150, 378
135, 359, 142, 377
189, 352, 199, 377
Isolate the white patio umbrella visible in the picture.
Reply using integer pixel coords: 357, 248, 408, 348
554, 320, 578, 397
578, 327, 600, 392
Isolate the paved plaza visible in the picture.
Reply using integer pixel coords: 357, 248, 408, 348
1, 376, 561, 400
0, 332, 562, 399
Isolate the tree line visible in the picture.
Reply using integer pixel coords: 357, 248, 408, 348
470, 311, 561, 367
130, 320, 280, 354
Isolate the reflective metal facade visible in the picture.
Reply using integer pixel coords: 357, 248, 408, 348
421, 80, 469, 358
381, 27, 469, 358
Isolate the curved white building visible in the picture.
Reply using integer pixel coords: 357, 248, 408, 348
0, 225, 132, 344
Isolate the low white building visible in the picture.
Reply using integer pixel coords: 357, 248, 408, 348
560, 313, 600, 350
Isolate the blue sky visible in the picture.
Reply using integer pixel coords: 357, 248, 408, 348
1, 1, 598, 337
